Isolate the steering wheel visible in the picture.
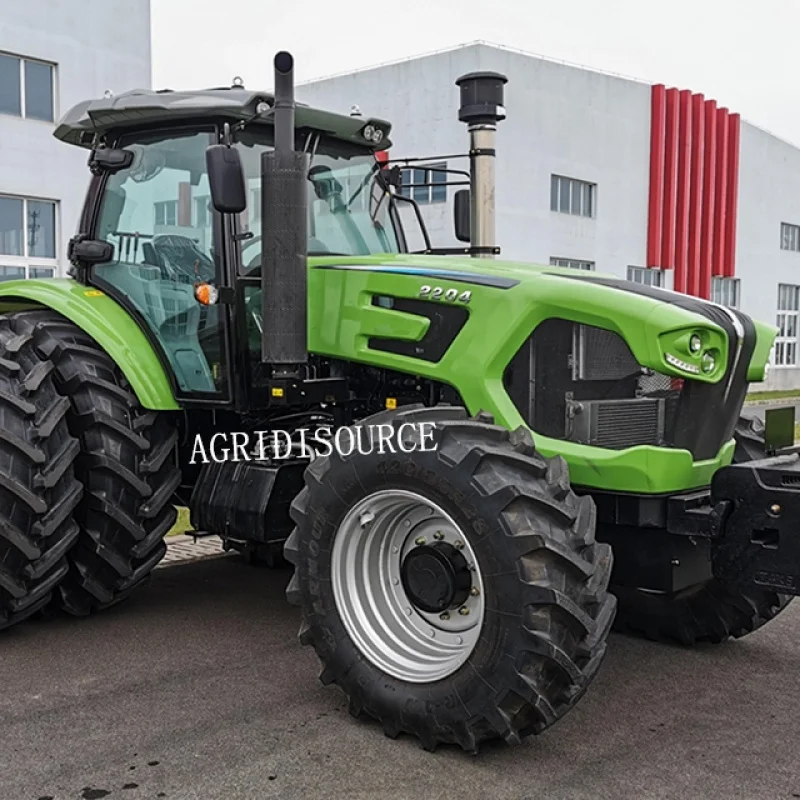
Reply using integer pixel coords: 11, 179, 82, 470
150, 234, 216, 283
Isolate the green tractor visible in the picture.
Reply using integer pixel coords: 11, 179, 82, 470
1, 50, 797, 752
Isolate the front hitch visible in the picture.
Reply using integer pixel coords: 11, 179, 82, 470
710, 453, 800, 595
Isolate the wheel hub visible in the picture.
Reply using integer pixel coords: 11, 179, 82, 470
400, 542, 472, 613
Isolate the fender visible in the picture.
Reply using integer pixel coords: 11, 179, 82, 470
0, 279, 179, 410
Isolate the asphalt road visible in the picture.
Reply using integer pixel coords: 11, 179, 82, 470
3, 556, 800, 800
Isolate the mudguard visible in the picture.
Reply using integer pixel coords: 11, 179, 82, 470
0, 279, 179, 410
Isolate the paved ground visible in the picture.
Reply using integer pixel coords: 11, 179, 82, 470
2, 554, 800, 800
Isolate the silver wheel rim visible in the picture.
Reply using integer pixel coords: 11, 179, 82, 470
331, 489, 485, 683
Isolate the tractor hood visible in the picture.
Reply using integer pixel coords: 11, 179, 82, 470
308, 252, 775, 385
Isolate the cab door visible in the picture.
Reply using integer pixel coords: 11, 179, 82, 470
88, 126, 234, 404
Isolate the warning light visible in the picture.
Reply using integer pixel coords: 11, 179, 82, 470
271, 387, 285, 398
385, 397, 397, 409
194, 282, 219, 305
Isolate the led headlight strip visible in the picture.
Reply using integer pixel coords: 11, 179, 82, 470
665, 353, 701, 374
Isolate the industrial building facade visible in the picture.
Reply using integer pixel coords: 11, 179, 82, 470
298, 43, 800, 390
0, 0, 152, 282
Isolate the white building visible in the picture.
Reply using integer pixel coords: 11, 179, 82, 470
297, 43, 800, 391
0, 0, 152, 281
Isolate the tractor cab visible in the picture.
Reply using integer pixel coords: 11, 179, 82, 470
56, 83, 407, 406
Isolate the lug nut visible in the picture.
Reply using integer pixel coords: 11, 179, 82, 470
439, 611, 450, 620
414, 536, 426, 546
470, 586, 480, 596
454, 540, 464, 550
458, 606, 469, 616
433, 531, 444, 541
770, 504, 782, 515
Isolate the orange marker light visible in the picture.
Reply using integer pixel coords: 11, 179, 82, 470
194, 282, 219, 305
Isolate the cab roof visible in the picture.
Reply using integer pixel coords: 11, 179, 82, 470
53, 85, 392, 150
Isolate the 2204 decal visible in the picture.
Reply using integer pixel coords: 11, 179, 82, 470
419, 285, 472, 304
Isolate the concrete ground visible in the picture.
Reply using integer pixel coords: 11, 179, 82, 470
2, 552, 800, 800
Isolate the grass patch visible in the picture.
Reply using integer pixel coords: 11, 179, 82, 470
168, 506, 193, 537
746, 389, 800, 402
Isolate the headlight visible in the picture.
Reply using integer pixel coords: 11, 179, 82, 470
701, 352, 716, 374
689, 334, 702, 353
363, 124, 375, 141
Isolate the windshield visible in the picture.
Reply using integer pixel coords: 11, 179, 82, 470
234, 131, 403, 272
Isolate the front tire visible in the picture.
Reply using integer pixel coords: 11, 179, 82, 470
284, 406, 615, 752
18, 310, 181, 616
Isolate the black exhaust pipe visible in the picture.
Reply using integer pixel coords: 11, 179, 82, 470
261, 51, 309, 369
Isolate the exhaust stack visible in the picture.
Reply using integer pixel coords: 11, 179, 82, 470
261, 51, 309, 368
455, 71, 508, 258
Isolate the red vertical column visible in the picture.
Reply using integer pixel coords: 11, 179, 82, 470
674, 89, 692, 293
724, 114, 741, 278
712, 108, 730, 276
661, 88, 680, 271
699, 100, 717, 299
687, 93, 705, 296
647, 85, 667, 268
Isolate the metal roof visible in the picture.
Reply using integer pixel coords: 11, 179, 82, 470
53, 85, 392, 150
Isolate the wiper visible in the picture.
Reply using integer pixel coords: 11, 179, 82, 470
347, 161, 381, 210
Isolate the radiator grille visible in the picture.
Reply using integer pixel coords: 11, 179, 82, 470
573, 325, 640, 381
568, 398, 665, 449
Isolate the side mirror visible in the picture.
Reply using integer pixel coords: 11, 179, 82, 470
206, 144, 247, 214
454, 189, 470, 243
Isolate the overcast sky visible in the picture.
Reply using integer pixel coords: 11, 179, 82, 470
151, 0, 799, 146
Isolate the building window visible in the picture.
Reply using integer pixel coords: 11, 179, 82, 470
194, 196, 211, 228
399, 163, 447, 205
711, 276, 740, 308
781, 222, 800, 252
775, 284, 800, 367
0, 52, 55, 122
0, 194, 58, 279
550, 257, 595, 271
550, 175, 595, 218
627, 266, 664, 287
154, 200, 178, 227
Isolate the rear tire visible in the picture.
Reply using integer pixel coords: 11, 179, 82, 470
284, 405, 615, 752
611, 412, 793, 645
18, 310, 181, 616
0, 314, 82, 630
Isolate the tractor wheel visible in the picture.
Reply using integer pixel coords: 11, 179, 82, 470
611, 412, 793, 645
0, 314, 83, 630
15, 310, 181, 616
284, 405, 615, 752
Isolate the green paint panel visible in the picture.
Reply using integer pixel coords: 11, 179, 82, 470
305, 254, 767, 493
0, 279, 178, 410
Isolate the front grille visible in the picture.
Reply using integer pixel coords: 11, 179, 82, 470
502, 316, 741, 459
